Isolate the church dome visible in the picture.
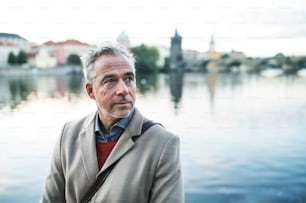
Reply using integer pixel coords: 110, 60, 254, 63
117, 31, 129, 41
117, 31, 130, 48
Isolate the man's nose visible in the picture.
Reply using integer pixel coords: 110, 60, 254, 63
116, 79, 129, 95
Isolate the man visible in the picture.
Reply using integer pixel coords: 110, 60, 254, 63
40, 42, 184, 203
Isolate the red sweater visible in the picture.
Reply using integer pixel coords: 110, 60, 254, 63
96, 139, 119, 170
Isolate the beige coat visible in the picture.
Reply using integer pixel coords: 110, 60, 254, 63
40, 109, 184, 203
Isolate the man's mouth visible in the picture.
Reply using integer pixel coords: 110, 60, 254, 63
113, 101, 131, 107
117, 100, 130, 104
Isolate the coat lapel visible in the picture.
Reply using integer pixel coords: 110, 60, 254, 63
80, 112, 99, 184
98, 109, 145, 175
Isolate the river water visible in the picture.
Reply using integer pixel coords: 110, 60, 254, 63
0, 72, 306, 203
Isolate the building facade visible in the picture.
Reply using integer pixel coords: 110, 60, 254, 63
34, 39, 91, 68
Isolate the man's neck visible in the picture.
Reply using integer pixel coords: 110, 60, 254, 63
100, 118, 120, 134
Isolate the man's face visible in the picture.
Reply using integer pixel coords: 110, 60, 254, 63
86, 54, 136, 126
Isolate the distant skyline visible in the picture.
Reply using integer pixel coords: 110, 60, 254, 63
1, 0, 306, 57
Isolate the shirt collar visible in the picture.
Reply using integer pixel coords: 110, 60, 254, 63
95, 108, 135, 141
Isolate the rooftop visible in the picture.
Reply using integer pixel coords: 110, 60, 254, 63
43, 39, 90, 46
0, 33, 27, 41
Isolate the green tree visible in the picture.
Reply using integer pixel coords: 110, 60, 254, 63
17, 50, 27, 64
67, 54, 81, 65
131, 44, 160, 74
8, 52, 17, 64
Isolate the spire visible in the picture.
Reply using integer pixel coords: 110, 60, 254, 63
210, 35, 215, 46
209, 34, 215, 52
174, 28, 180, 37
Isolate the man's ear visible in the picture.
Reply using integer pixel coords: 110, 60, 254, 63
85, 83, 95, 99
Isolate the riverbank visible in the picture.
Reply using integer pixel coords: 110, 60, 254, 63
0, 66, 82, 77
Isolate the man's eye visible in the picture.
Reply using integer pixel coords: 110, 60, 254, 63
105, 79, 115, 84
126, 77, 134, 82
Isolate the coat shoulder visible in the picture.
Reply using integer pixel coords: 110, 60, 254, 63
59, 112, 96, 144
141, 122, 179, 144
65, 112, 95, 129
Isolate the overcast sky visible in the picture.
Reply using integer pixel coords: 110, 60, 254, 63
1, 0, 306, 57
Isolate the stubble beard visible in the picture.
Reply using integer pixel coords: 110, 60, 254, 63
106, 98, 134, 119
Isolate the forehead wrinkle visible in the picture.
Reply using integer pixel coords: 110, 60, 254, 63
96, 70, 135, 84
103, 62, 134, 69
93, 55, 135, 81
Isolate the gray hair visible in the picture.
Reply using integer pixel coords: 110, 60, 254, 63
81, 42, 135, 85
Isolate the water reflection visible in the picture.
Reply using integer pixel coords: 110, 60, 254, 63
8, 77, 35, 109
169, 70, 184, 110
1, 71, 306, 203
67, 75, 83, 95
0, 75, 84, 110
136, 72, 159, 94
207, 72, 217, 107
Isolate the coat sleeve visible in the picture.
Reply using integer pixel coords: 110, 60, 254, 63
40, 125, 66, 203
149, 135, 184, 203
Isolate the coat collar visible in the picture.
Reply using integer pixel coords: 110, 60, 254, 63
79, 112, 98, 184
99, 108, 145, 174
80, 109, 145, 182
